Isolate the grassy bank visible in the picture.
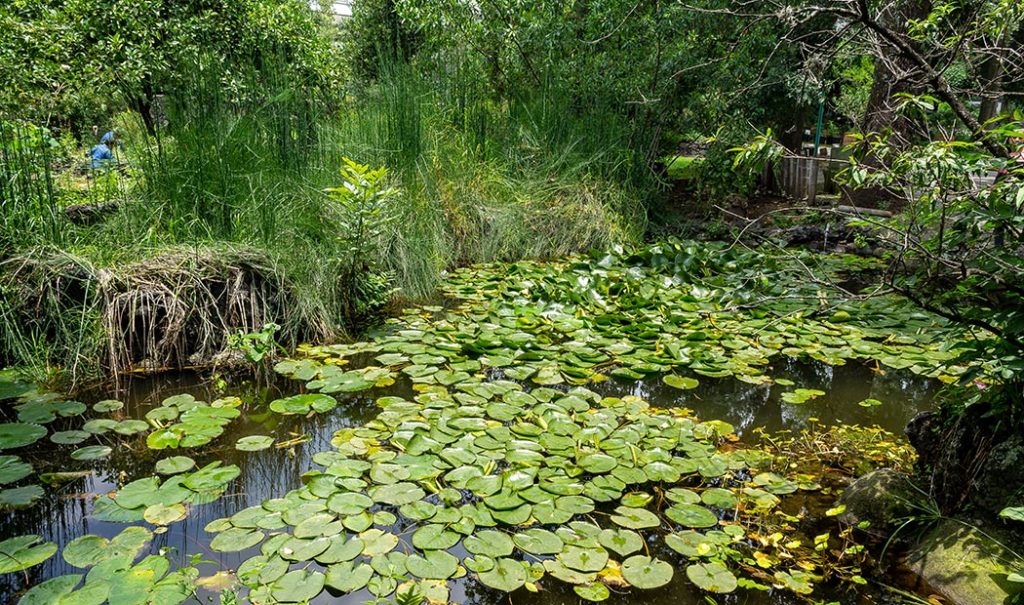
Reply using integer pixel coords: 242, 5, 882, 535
0, 61, 654, 383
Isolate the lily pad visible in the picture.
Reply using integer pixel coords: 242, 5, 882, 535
0, 422, 47, 450
235, 435, 275, 451
598, 528, 643, 557
686, 561, 737, 593
70, 445, 112, 461
155, 456, 195, 475
622, 555, 674, 589
406, 550, 459, 580
477, 557, 527, 592
0, 484, 44, 508
0, 455, 32, 484
0, 535, 57, 573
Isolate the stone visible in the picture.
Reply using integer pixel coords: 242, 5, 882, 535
838, 469, 928, 539
905, 520, 1019, 605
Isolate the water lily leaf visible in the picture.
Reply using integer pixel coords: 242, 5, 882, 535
622, 555, 674, 589
666, 503, 719, 528
70, 445, 111, 461
543, 559, 597, 585
0, 455, 32, 484
0, 484, 44, 508
360, 528, 399, 557
578, 453, 618, 473
477, 557, 527, 592
0, 422, 47, 450
49, 430, 91, 445
269, 394, 337, 415
663, 374, 699, 390
512, 528, 563, 555
63, 527, 151, 567
406, 550, 459, 580
559, 546, 609, 573
116, 477, 161, 509
325, 561, 373, 593
316, 534, 364, 564
686, 562, 737, 593
412, 524, 461, 550
574, 583, 611, 601
328, 491, 374, 515
271, 569, 325, 603
91, 496, 145, 522
15, 573, 95, 605
598, 528, 643, 557
155, 456, 195, 475
701, 488, 737, 509
113, 420, 149, 435
780, 388, 826, 404
773, 570, 815, 594
279, 536, 331, 561
235, 435, 274, 451
93, 400, 124, 413
0, 535, 57, 574
210, 528, 264, 552
144, 503, 187, 526
370, 482, 426, 505
464, 530, 514, 558
610, 506, 660, 529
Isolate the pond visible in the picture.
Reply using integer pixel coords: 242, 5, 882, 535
1, 360, 935, 605
0, 242, 975, 605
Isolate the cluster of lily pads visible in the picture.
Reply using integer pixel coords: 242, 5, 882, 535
212, 382, 827, 602
277, 242, 976, 406
13, 527, 198, 605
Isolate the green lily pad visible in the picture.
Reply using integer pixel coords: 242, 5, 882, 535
93, 399, 125, 412
666, 503, 719, 528
663, 374, 699, 389
598, 528, 643, 557
271, 569, 325, 603
686, 561, 737, 593
49, 430, 91, 445
144, 503, 188, 525
210, 528, 264, 552
622, 555, 674, 589
412, 524, 461, 550
513, 528, 563, 555
0, 535, 57, 573
0, 422, 47, 450
155, 456, 195, 475
70, 445, 112, 461
406, 550, 459, 580
477, 557, 527, 592
325, 561, 373, 593
559, 546, 609, 573
610, 506, 661, 529
0, 455, 32, 484
464, 530, 514, 558
235, 435, 275, 451
574, 582, 611, 601
0, 484, 44, 508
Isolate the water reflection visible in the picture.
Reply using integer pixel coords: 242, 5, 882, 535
0, 360, 934, 604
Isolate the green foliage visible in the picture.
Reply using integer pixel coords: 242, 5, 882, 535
226, 322, 281, 364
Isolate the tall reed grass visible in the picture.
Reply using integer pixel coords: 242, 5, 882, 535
1, 53, 656, 380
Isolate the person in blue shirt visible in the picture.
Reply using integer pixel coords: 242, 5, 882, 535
89, 131, 117, 169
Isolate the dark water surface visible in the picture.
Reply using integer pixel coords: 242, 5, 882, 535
0, 359, 937, 604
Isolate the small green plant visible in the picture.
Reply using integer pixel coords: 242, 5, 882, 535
326, 158, 401, 325
226, 322, 281, 363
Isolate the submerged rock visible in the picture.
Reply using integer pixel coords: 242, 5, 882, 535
838, 469, 929, 539
905, 519, 1019, 605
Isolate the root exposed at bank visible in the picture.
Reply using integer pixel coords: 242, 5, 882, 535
0, 246, 336, 381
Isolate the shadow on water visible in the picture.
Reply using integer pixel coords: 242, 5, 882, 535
0, 359, 936, 605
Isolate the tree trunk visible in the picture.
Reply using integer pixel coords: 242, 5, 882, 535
977, 51, 1004, 125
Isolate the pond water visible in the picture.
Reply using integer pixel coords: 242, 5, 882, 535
0, 358, 936, 605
